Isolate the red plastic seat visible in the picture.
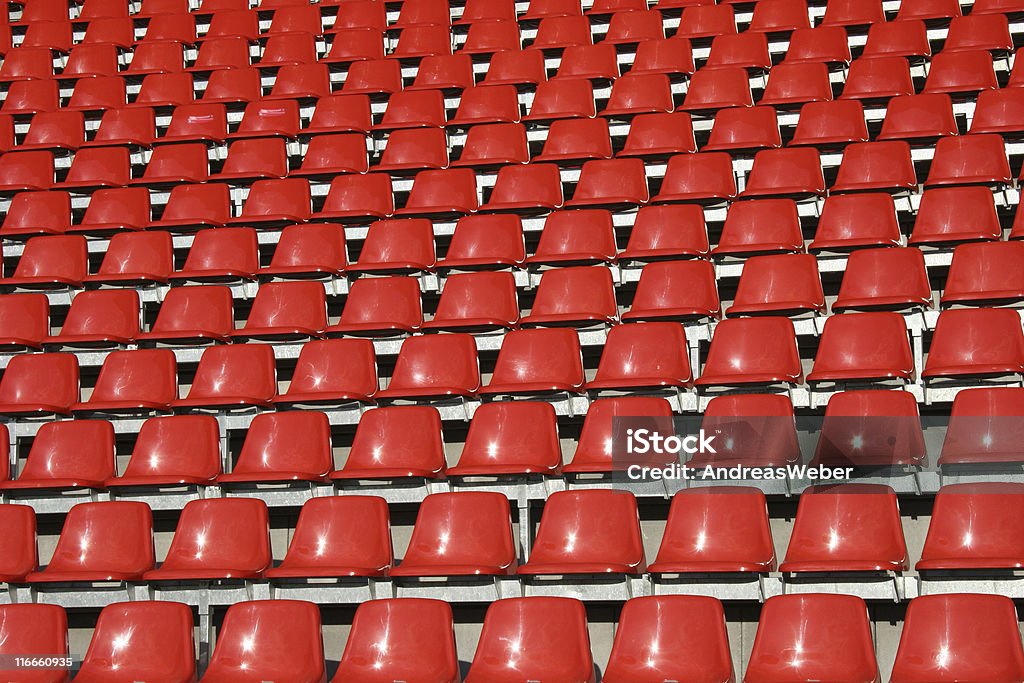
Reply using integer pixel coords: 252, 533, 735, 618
326, 276, 422, 336
619, 204, 709, 262
622, 260, 719, 322
0, 47, 54, 81
304, 95, 373, 135
563, 396, 674, 473
740, 147, 825, 198
422, 271, 520, 331
781, 483, 907, 571
188, 36, 251, 72
144, 498, 270, 580
0, 151, 54, 193
42, 289, 138, 348
258, 31, 318, 68
680, 66, 753, 111
209, 137, 288, 181
173, 344, 277, 410
448, 401, 562, 477
523, 78, 596, 122
603, 9, 665, 44
230, 178, 312, 225
809, 193, 901, 251
25, 501, 153, 582
942, 241, 1024, 306
348, 218, 435, 274
231, 281, 327, 341
704, 32, 772, 71
202, 601, 324, 681
389, 492, 516, 576
131, 142, 208, 186
617, 112, 696, 159
1, 419, 112, 490
790, 99, 870, 148
142, 14, 197, 45
841, 56, 914, 100
72, 349, 177, 414
55, 146, 132, 190
522, 0, 583, 20
585, 322, 693, 391
0, 604, 68, 679
328, 0, 385, 30
925, 134, 1011, 187
970, 87, 1024, 136
330, 598, 458, 682
891, 594, 1024, 683
458, 0, 516, 22
0, 352, 79, 416
631, 37, 695, 77
438, 213, 526, 271
1, 235, 87, 289
481, 48, 547, 87
945, 14, 1014, 53
391, 25, 453, 59
123, 39, 186, 74
878, 93, 958, 141
170, 227, 258, 284
695, 317, 803, 387
217, 412, 331, 484
322, 28, 384, 63
649, 487, 775, 573
409, 54, 474, 91
749, 0, 811, 31
525, 209, 616, 266
910, 187, 1002, 245
480, 163, 565, 212
603, 596, 734, 683
923, 50, 998, 94
150, 183, 230, 231
600, 73, 673, 117
862, 19, 931, 60
712, 198, 802, 257
258, 224, 347, 280
676, 4, 736, 38
924, 308, 1024, 380
105, 414, 221, 488
534, 118, 611, 163
745, 595, 879, 683
0, 293, 48, 351
393, 0, 452, 29
135, 286, 233, 345
377, 334, 480, 399
226, 99, 300, 140
725, 253, 824, 316
330, 406, 446, 479
704, 106, 781, 152
273, 339, 377, 407
1, 80, 60, 116
553, 43, 619, 81
396, 168, 479, 217
268, 5, 323, 35
690, 393, 802, 468
73, 187, 151, 236
480, 327, 585, 395
451, 123, 528, 168
0, 504, 34, 581
312, 173, 395, 221
519, 490, 645, 575
201, 66, 262, 104
374, 90, 447, 131
448, 85, 522, 127
0, 191, 71, 238
342, 59, 403, 96
918, 482, 1024, 569
292, 134, 368, 177
564, 158, 649, 207
74, 602, 195, 683
530, 16, 594, 51
265, 496, 390, 578
760, 61, 833, 107
653, 152, 737, 203
814, 390, 927, 466
822, 0, 884, 26
375, 127, 450, 172
831, 140, 917, 193
128, 72, 195, 109
458, 19, 522, 55
939, 388, 1024, 465
809, 312, 914, 384
897, 0, 960, 20
21, 110, 84, 152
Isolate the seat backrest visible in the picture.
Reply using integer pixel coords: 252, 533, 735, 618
383, 334, 480, 397
814, 390, 926, 466
233, 411, 333, 478
77, 602, 195, 682
179, 227, 259, 276
487, 328, 585, 389
44, 501, 154, 577
0, 505, 37, 581
399, 492, 516, 573
0, 352, 79, 413
241, 281, 327, 334
88, 349, 178, 406
19, 419, 113, 484
528, 489, 645, 570
569, 396, 675, 471
121, 415, 222, 482
940, 388, 1024, 465
0, 604, 68, 672
344, 406, 446, 476
149, 285, 235, 338
11, 235, 88, 283
456, 401, 561, 474
590, 321, 692, 387
919, 482, 1024, 568
277, 496, 392, 575
185, 343, 277, 405
284, 339, 378, 401
159, 498, 271, 576
95, 231, 173, 279
56, 289, 140, 341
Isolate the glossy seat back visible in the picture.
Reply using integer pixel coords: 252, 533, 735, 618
918, 482, 1024, 570
35, 501, 153, 581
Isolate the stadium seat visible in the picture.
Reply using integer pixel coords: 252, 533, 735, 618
273, 339, 378, 407
563, 396, 675, 473
150, 183, 230, 231
0, 151, 54, 192
1, 419, 113, 490
617, 112, 697, 158
941, 241, 1024, 306
0, 504, 37, 581
73, 349, 178, 414
690, 393, 802, 468
171, 228, 259, 284
680, 66, 754, 111
0, 46, 54, 81
437, 213, 526, 271
330, 406, 447, 479
649, 487, 776, 573
862, 19, 931, 59
814, 390, 927, 467
375, 127, 451, 173
265, 496, 392, 578
0, 293, 48, 350
218, 412, 332, 485
410, 54, 475, 90
136, 285, 234, 344
530, 16, 594, 51
395, 168, 480, 217
923, 49, 998, 94
172, 344, 277, 410
891, 594, 1024, 683
390, 492, 516, 576
603, 9, 665, 44
630, 38, 695, 77
749, 0, 811, 32
304, 95, 373, 135
226, 99, 301, 140
259, 223, 347, 280
695, 317, 803, 388
939, 388, 1024, 465
969, 88, 1024, 136
808, 193, 902, 251
725, 253, 825, 316
374, 89, 447, 130
808, 312, 914, 384
0, 190, 71, 238
535, 118, 612, 163
745, 595, 879, 683
131, 142, 209, 186
564, 158, 649, 207
618, 204, 710, 262
448, 86, 522, 127
348, 219, 435, 274
144, 498, 270, 580
21, 110, 85, 151
202, 601, 325, 683
622, 260, 721, 322
448, 401, 562, 476
481, 48, 547, 87
840, 56, 914, 100
74, 602, 196, 683
209, 137, 289, 181
128, 73, 195, 110
311, 173, 395, 221
342, 59, 404, 96
105, 415, 221, 488
0, 604, 68, 679
520, 266, 617, 327
740, 147, 825, 198
376, 334, 479, 399
227, 177, 312, 225
603, 596, 734, 683
43, 289, 139, 348
56, 146, 132, 190
585, 322, 693, 392
652, 152, 737, 203
918, 482, 1024, 570
760, 61, 833, 107
677, 4, 736, 38
480, 328, 585, 396
923, 308, 1024, 381
525, 209, 616, 266
925, 134, 1012, 187
704, 105, 782, 152
600, 73, 674, 117
422, 271, 520, 331
481, 162, 565, 212
1, 235, 88, 289
202, 66, 262, 104
704, 32, 772, 71
1, 80, 60, 116
790, 99, 869, 147
0, 352, 79, 416
73, 187, 152, 235
711, 199, 803, 257
523, 78, 597, 121
878, 93, 958, 140
331, 599, 459, 683
25, 501, 153, 582
465, 597, 595, 683
231, 281, 327, 341
831, 140, 917, 193
832, 247, 932, 311
325, 276, 422, 336
258, 31, 318, 67
519, 490, 645, 574
292, 134, 369, 177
